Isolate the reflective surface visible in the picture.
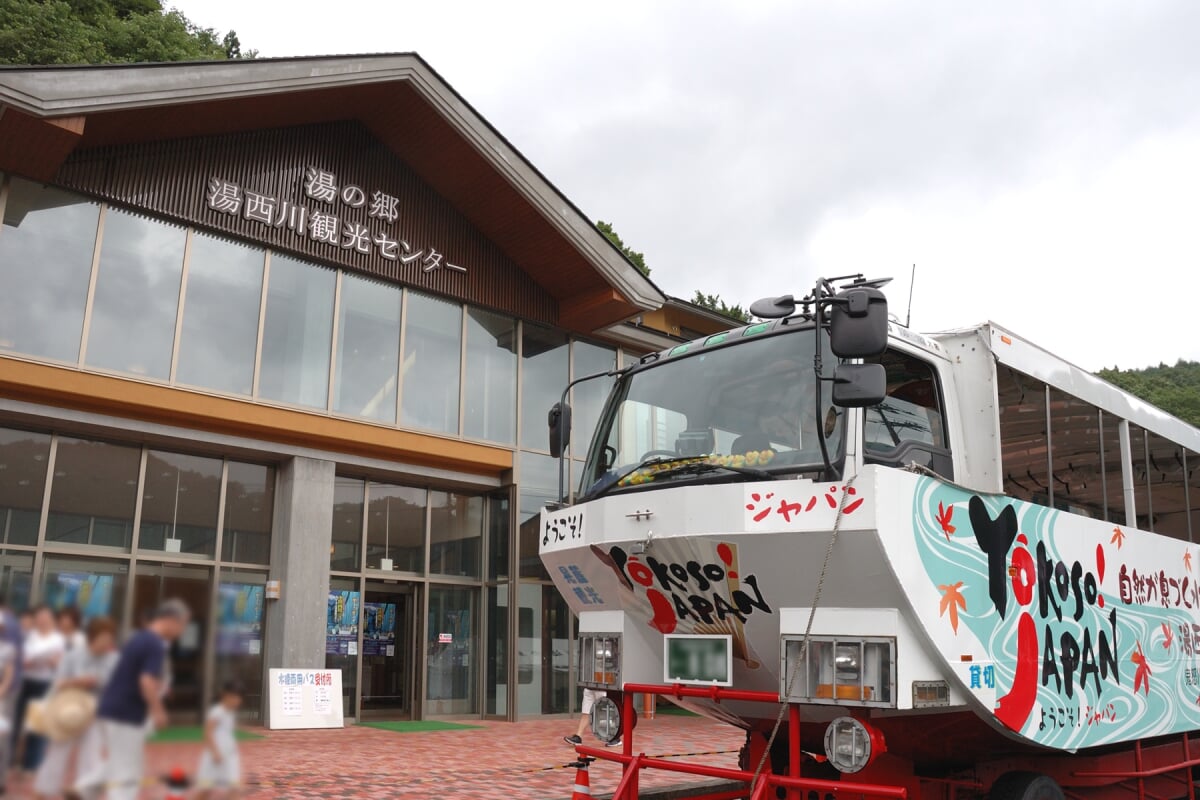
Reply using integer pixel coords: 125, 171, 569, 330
365, 483, 425, 573
464, 309, 516, 444
0, 427, 50, 547
176, 233, 264, 395
0, 178, 99, 362
221, 462, 274, 565
429, 492, 481, 578
426, 585, 477, 715
41, 554, 129, 623
401, 292, 462, 434
45, 437, 141, 550
86, 210, 185, 379
581, 328, 841, 496
258, 254, 335, 408
519, 324, 568, 451
571, 340, 616, 460
139, 450, 221, 557
331, 476, 365, 572
334, 274, 401, 422
215, 567, 267, 718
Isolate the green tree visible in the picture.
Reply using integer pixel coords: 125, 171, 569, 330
0, 0, 254, 65
1098, 360, 1200, 427
690, 290, 750, 323
596, 220, 650, 277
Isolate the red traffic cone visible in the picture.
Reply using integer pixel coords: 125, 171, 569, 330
570, 759, 592, 799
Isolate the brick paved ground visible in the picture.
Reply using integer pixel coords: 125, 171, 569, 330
6, 713, 746, 798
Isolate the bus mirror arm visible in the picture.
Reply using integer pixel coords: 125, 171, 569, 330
549, 368, 626, 505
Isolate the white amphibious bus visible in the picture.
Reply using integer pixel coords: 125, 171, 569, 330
541, 276, 1200, 800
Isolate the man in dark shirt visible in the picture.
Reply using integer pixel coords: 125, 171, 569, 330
84, 598, 190, 800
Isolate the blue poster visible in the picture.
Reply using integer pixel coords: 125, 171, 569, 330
216, 583, 264, 656
326, 590, 360, 655
362, 602, 396, 656
50, 574, 113, 620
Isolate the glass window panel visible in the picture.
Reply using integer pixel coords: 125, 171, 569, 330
1129, 425, 1151, 531
221, 462, 274, 565
366, 483, 425, 573
998, 369, 1048, 506
216, 567, 267, 719
464, 308, 516, 444
401, 292, 462, 434
427, 585, 478, 715
0, 427, 50, 547
0, 177, 99, 362
429, 492, 482, 578
258, 254, 335, 408
138, 450, 221, 557
488, 494, 510, 582
1046, 389, 1104, 518
325, 576, 360, 717
41, 554, 128, 623
1189, 450, 1198, 543
334, 274, 401, 423
1147, 431, 1188, 540
519, 324, 568, 451
1100, 413, 1127, 524
46, 437, 140, 551
175, 232, 264, 395
519, 451, 558, 580
331, 476, 365, 572
0, 549, 34, 611
85, 210, 185, 379
571, 340, 616, 460
486, 584, 508, 715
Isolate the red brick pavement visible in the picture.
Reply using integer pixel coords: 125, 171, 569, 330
6, 714, 747, 798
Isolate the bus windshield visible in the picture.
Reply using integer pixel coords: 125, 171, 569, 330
579, 327, 844, 498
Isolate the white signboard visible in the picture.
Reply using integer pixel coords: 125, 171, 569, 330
268, 669, 344, 730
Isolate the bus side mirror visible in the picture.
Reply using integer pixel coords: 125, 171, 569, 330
829, 287, 888, 358
832, 364, 886, 407
548, 402, 572, 458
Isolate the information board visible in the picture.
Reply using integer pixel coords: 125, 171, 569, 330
267, 668, 344, 730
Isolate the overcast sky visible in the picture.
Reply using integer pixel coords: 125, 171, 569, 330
176, 0, 1200, 370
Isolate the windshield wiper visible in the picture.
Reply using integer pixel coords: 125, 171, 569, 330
653, 461, 776, 482
588, 455, 685, 500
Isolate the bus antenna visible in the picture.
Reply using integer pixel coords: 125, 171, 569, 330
904, 264, 916, 328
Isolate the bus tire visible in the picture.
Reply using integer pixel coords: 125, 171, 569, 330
988, 772, 1064, 800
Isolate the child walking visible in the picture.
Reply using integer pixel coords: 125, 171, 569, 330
193, 681, 244, 799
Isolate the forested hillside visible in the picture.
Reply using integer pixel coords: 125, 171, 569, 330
1097, 360, 1200, 428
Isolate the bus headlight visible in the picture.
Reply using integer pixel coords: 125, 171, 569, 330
590, 696, 622, 743
823, 716, 885, 773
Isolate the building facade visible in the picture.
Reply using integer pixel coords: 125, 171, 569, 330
0, 55, 734, 723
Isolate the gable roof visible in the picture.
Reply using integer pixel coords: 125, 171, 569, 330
0, 53, 664, 333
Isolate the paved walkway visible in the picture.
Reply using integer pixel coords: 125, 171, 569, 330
7, 713, 746, 798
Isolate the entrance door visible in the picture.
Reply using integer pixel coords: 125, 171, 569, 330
361, 583, 417, 717
132, 561, 212, 721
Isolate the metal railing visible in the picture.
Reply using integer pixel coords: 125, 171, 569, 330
573, 683, 908, 800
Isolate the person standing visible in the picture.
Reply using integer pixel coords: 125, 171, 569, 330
91, 599, 190, 800
0, 609, 18, 794
14, 605, 65, 771
193, 681, 245, 799
57, 607, 86, 653
32, 616, 118, 800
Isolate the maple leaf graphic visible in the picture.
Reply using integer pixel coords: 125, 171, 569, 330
936, 502, 956, 540
1111, 528, 1126, 549
1162, 622, 1175, 650
938, 582, 967, 634
1186, 550, 1193, 572
1132, 641, 1151, 696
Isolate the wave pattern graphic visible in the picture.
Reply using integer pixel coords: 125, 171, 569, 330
909, 476, 1200, 750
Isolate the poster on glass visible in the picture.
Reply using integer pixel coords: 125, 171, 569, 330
49, 574, 113, 620
217, 583, 264, 655
326, 590, 360, 655
362, 602, 396, 657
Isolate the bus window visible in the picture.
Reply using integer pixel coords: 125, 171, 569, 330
1099, 412, 1127, 525
863, 350, 952, 477
1047, 388, 1106, 518
1147, 430, 1189, 541
997, 366, 1047, 505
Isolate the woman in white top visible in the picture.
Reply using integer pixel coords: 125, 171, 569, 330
15, 606, 66, 771
33, 616, 118, 800
57, 607, 87, 653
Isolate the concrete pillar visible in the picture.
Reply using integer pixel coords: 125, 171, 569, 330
263, 455, 335, 725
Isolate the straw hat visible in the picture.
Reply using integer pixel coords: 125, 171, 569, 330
42, 686, 98, 742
